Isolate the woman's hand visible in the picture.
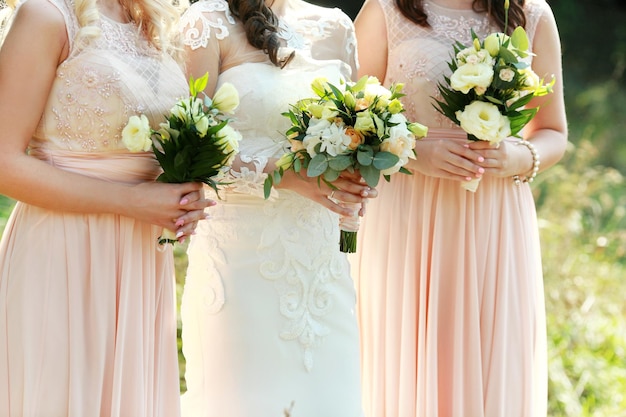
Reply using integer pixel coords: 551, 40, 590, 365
276, 169, 378, 217
126, 182, 216, 242
468, 140, 534, 179
408, 138, 485, 182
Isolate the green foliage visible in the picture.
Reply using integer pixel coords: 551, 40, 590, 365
535, 141, 626, 416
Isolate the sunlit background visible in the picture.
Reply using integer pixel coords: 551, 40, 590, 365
0, 0, 624, 415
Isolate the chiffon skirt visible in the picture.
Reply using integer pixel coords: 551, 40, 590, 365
349, 129, 548, 417
0, 150, 180, 417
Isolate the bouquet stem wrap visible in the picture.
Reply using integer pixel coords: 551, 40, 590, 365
337, 201, 361, 253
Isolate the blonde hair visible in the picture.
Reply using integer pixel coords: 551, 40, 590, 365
1, 0, 184, 59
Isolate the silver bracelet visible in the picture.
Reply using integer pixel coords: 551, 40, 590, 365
513, 139, 540, 185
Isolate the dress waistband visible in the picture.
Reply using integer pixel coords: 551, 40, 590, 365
29, 148, 161, 185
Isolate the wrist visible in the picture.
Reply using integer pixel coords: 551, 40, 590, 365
513, 139, 540, 185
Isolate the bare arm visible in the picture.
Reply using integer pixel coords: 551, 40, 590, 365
354, 0, 389, 81
0, 0, 211, 234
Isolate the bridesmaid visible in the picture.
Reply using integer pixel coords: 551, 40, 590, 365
350, 0, 567, 416
0, 0, 211, 415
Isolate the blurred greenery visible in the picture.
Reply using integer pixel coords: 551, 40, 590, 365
1, 0, 625, 415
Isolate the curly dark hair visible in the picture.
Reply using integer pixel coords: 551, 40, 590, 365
395, 0, 526, 34
227, 0, 283, 66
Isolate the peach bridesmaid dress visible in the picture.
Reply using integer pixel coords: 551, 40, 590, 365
0, 1, 187, 415
350, 1, 551, 416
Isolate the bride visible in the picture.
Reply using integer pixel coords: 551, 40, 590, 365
177, 0, 376, 415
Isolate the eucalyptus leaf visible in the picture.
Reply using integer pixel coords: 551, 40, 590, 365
307, 153, 329, 177
373, 151, 400, 170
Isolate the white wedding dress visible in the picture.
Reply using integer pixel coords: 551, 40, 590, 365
178, 1, 364, 416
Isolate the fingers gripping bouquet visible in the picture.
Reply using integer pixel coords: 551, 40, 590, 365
264, 75, 428, 253
433, 0, 553, 191
121, 73, 241, 245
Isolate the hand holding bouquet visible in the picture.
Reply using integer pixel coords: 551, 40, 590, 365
122, 73, 241, 244
433, 0, 553, 191
264, 75, 428, 253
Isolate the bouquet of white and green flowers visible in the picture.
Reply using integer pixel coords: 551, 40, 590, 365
264, 75, 428, 253
433, 0, 553, 191
121, 72, 241, 244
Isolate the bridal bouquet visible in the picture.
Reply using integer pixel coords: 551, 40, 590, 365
433, 1, 553, 191
121, 72, 241, 244
264, 75, 428, 253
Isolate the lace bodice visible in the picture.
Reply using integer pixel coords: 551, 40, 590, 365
180, 0, 357, 197
31, 0, 187, 153
379, 0, 549, 129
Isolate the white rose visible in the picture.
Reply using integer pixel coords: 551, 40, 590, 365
450, 63, 494, 95
121, 114, 152, 152
455, 101, 511, 144
498, 67, 516, 83
212, 82, 239, 114
379, 113, 416, 175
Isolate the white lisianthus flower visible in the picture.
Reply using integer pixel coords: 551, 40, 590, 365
275, 152, 297, 171
194, 115, 210, 137
408, 121, 428, 138
190, 98, 204, 117
450, 63, 494, 94
363, 83, 392, 111
520, 67, 540, 91
311, 77, 330, 97
455, 101, 511, 144
212, 82, 239, 114
321, 102, 339, 119
379, 113, 417, 175
354, 111, 376, 133
388, 99, 404, 114
157, 122, 172, 140
122, 114, 152, 152
484, 32, 510, 56
215, 124, 242, 165
170, 101, 188, 123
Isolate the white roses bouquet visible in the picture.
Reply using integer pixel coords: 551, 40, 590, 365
122, 72, 241, 245
433, 0, 553, 191
264, 75, 428, 253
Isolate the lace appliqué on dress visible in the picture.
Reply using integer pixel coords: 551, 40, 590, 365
179, 0, 235, 50
184, 218, 229, 315
224, 155, 275, 199
258, 196, 347, 372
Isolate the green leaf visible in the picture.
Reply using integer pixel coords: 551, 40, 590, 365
307, 153, 328, 177
328, 154, 353, 171
511, 26, 529, 52
323, 168, 341, 182
357, 146, 374, 166
359, 163, 380, 188
372, 151, 400, 170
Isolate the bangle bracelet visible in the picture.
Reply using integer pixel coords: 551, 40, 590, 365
513, 139, 540, 185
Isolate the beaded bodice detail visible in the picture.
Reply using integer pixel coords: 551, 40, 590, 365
380, 0, 547, 128
32, 1, 187, 153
